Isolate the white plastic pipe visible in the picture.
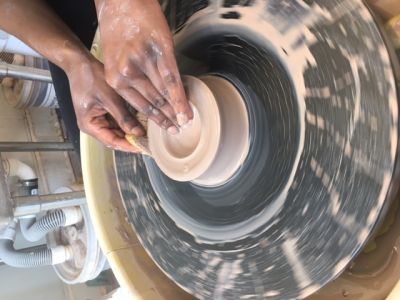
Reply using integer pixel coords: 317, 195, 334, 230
0, 221, 72, 267
20, 207, 83, 242
3, 158, 37, 181
0, 30, 41, 57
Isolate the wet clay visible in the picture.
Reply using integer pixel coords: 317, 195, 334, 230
148, 75, 221, 182
162, 103, 202, 159
148, 75, 250, 185
194, 76, 249, 186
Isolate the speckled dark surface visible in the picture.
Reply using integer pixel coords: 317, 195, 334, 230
115, 1, 399, 299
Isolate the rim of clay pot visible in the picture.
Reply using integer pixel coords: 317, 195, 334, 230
148, 75, 221, 182
193, 75, 250, 186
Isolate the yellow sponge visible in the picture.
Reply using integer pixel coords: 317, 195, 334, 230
125, 134, 151, 156
125, 112, 151, 155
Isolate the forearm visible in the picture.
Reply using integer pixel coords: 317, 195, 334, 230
94, 0, 104, 14
93, 0, 161, 19
0, 0, 91, 73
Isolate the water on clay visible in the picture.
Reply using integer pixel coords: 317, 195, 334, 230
115, 1, 399, 299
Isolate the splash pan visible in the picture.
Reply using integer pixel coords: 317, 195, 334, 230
114, 1, 400, 299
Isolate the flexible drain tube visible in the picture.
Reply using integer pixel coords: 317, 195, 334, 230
20, 207, 82, 242
0, 222, 71, 268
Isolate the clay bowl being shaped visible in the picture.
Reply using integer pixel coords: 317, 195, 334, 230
148, 75, 221, 182
148, 75, 249, 186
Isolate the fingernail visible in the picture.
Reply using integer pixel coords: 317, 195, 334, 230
177, 113, 188, 126
182, 119, 193, 129
152, 108, 160, 116
168, 126, 179, 135
131, 126, 144, 136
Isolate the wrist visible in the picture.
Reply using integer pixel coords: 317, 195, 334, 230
59, 45, 93, 76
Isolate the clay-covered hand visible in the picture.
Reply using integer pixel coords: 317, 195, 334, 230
96, 0, 193, 134
66, 57, 145, 152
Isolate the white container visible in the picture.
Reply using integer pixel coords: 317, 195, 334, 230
0, 30, 41, 57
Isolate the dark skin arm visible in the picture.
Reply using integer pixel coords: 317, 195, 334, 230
94, 0, 193, 132
0, 0, 193, 152
0, 0, 142, 152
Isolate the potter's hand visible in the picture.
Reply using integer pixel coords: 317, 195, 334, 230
0, 0, 146, 152
96, 0, 193, 134
67, 57, 144, 152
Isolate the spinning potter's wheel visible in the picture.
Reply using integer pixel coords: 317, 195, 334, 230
111, 1, 400, 299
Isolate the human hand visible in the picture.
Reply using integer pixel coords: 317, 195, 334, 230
66, 56, 145, 152
96, 0, 193, 133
